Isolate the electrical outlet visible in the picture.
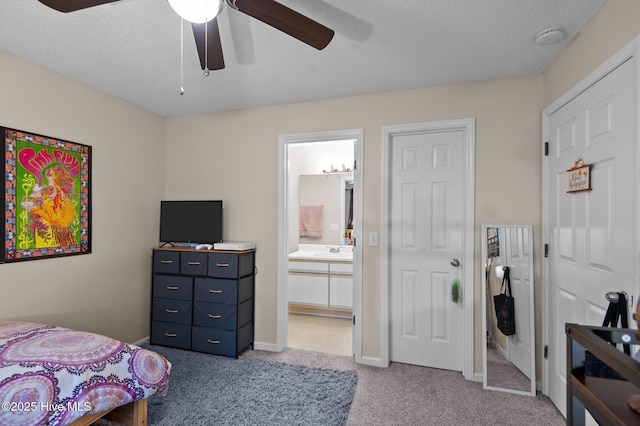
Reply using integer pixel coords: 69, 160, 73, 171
369, 232, 379, 247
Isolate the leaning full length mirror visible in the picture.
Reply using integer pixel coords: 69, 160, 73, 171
481, 225, 536, 396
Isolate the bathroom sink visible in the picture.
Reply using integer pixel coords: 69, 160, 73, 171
288, 248, 352, 261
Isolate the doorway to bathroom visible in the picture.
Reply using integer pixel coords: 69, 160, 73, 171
277, 129, 363, 361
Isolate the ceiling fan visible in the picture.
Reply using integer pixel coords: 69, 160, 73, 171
36, 0, 335, 72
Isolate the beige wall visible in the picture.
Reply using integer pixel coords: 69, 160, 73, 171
165, 75, 544, 368
0, 51, 165, 343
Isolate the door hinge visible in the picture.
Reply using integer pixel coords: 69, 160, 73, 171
544, 142, 549, 156
544, 345, 549, 359
352, 315, 356, 325
544, 244, 549, 258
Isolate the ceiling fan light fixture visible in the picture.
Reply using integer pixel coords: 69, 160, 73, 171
168, 0, 223, 23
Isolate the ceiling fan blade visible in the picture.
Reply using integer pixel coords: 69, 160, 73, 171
229, 0, 334, 50
192, 19, 225, 71
37, 0, 122, 13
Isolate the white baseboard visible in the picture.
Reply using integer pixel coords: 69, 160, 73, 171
252, 341, 282, 352
358, 355, 387, 368
132, 336, 150, 346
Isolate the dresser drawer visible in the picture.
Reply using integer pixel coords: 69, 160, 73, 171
151, 321, 191, 349
191, 326, 237, 357
153, 275, 193, 300
153, 250, 180, 274
208, 251, 254, 278
193, 299, 253, 330
193, 276, 253, 304
152, 298, 192, 324
194, 278, 237, 304
193, 302, 237, 329
181, 252, 208, 276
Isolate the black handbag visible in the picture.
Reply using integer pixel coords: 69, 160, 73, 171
493, 266, 516, 336
584, 292, 630, 380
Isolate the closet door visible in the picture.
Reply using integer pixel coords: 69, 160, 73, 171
544, 57, 636, 415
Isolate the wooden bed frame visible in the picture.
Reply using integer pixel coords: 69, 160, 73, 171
69, 399, 147, 426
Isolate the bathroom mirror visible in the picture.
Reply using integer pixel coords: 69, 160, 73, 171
481, 225, 536, 396
298, 174, 353, 245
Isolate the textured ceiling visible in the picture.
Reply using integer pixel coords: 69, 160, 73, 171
0, 0, 606, 117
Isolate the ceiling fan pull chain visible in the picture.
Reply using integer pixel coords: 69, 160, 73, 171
180, 17, 185, 95
203, 20, 210, 77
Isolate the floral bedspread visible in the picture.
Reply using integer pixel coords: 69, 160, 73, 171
0, 321, 171, 426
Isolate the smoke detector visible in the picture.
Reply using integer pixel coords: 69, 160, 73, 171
535, 28, 565, 46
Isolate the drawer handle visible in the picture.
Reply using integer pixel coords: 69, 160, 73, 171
209, 289, 222, 294
215, 263, 230, 267
160, 260, 173, 264
166, 286, 180, 290
207, 339, 221, 344
208, 314, 222, 319
165, 309, 178, 314
165, 333, 177, 337
188, 261, 201, 265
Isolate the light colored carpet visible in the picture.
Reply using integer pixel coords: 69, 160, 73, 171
243, 347, 565, 425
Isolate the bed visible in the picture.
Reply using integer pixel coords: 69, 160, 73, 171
0, 321, 171, 426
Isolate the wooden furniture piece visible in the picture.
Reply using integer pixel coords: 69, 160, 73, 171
566, 323, 640, 425
69, 400, 146, 426
151, 247, 255, 357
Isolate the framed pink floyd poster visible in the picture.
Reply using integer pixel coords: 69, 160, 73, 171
2, 127, 91, 262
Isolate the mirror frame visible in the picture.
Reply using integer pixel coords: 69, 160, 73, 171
481, 224, 536, 396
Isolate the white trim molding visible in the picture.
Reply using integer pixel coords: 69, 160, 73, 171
277, 129, 365, 362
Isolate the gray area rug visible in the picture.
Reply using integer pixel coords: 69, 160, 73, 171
143, 344, 357, 426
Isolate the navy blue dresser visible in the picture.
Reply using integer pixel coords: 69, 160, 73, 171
150, 248, 255, 357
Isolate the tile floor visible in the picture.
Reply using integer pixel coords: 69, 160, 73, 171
287, 313, 352, 356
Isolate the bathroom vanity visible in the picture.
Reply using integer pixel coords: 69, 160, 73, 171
288, 244, 353, 318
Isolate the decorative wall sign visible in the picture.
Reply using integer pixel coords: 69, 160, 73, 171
567, 159, 591, 193
2, 127, 91, 263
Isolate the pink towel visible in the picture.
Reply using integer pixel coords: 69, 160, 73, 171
299, 206, 323, 238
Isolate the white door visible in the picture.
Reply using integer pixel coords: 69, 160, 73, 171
389, 128, 465, 370
502, 227, 533, 379
545, 57, 636, 415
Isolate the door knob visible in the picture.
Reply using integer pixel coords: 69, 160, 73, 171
450, 258, 460, 267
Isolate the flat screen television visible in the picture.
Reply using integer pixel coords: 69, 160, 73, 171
159, 200, 223, 245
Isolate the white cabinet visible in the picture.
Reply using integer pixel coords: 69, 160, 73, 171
288, 260, 352, 309
288, 262, 329, 306
328, 262, 353, 308
329, 274, 353, 308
